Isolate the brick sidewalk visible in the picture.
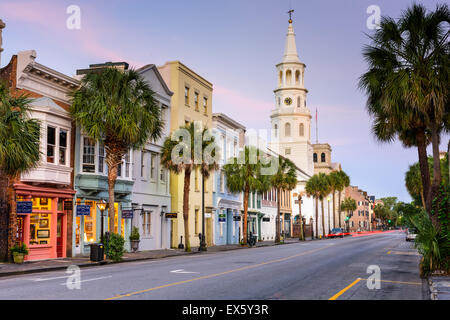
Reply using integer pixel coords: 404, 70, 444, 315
0, 238, 303, 278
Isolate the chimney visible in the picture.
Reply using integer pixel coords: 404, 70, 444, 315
0, 19, 5, 67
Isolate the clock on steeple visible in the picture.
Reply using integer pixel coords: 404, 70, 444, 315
284, 97, 292, 105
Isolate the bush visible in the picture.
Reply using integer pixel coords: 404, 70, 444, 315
129, 226, 140, 241
11, 242, 28, 255
106, 233, 125, 262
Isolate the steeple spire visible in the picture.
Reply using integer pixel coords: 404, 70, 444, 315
282, 13, 300, 63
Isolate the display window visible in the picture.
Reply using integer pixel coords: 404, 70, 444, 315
75, 199, 97, 244
29, 213, 51, 245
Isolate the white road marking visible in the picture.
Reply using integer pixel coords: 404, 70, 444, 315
170, 269, 199, 274
60, 275, 112, 285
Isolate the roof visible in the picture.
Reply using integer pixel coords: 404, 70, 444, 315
137, 64, 174, 97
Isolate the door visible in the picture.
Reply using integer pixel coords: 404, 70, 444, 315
284, 214, 291, 237
57, 213, 63, 258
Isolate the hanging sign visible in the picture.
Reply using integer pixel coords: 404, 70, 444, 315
218, 214, 226, 222
17, 201, 33, 214
76, 205, 91, 216
262, 217, 270, 222
233, 216, 241, 221
165, 212, 178, 219
122, 210, 133, 219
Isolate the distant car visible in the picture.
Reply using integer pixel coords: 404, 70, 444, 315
326, 228, 344, 238
406, 228, 417, 241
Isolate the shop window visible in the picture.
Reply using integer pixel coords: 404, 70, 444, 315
29, 213, 51, 245
82, 137, 96, 173
47, 126, 56, 163
59, 130, 67, 165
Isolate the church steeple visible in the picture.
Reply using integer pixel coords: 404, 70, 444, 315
282, 13, 300, 63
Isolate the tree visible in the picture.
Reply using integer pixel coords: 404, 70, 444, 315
306, 173, 330, 238
161, 122, 218, 252
270, 156, 297, 243
328, 171, 340, 232
70, 67, 163, 233
336, 171, 350, 228
341, 197, 357, 232
223, 146, 270, 245
0, 82, 40, 260
359, 4, 449, 228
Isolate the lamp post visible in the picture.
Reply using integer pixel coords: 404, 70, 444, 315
97, 199, 107, 244
199, 173, 207, 251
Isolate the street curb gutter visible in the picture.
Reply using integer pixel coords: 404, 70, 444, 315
0, 240, 301, 278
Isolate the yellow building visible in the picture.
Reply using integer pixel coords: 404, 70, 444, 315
158, 61, 214, 249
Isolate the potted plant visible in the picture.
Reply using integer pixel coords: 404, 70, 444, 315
11, 242, 29, 264
129, 226, 140, 252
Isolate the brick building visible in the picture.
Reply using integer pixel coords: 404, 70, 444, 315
344, 186, 371, 232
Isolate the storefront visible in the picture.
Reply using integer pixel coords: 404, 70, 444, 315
14, 184, 75, 261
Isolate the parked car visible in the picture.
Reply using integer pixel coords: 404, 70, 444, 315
406, 228, 417, 241
325, 228, 345, 238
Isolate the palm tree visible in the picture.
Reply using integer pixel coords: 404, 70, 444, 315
223, 146, 270, 245
405, 162, 426, 208
70, 67, 163, 233
359, 4, 449, 227
336, 170, 350, 228
271, 156, 297, 243
341, 197, 357, 232
306, 173, 330, 238
161, 122, 218, 252
0, 82, 40, 260
328, 171, 340, 232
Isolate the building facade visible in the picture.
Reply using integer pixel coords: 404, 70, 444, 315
158, 61, 214, 248
0, 50, 78, 261
129, 64, 173, 250
345, 186, 371, 232
211, 113, 245, 246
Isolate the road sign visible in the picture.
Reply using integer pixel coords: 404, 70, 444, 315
76, 205, 91, 216
17, 201, 32, 214
122, 210, 133, 219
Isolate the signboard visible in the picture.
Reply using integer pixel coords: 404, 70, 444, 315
165, 212, 177, 219
64, 200, 73, 211
122, 210, 133, 219
76, 205, 91, 216
262, 217, 270, 222
17, 201, 33, 214
218, 214, 226, 222
233, 216, 241, 221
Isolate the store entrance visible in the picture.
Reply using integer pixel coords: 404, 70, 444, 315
57, 213, 63, 257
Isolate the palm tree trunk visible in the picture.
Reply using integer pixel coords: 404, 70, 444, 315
275, 188, 281, 244
338, 191, 342, 228
429, 123, 442, 231
183, 168, 191, 252
298, 194, 304, 241
242, 186, 249, 245
107, 164, 118, 234
415, 128, 431, 212
6, 175, 18, 262
321, 199, 325, 238
332, 191, 336, 231
315, 197, 318, 239
420, 191, 426, 209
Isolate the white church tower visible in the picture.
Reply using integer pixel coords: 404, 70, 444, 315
270, 14, 314, 177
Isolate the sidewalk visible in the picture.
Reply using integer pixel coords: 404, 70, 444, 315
0, 238, 302, 278
429, 275, 450, 300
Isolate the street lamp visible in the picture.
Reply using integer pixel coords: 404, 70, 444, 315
97, 199, 107, 244
199, 173, 207, 251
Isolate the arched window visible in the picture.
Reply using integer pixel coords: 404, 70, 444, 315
286, 70, 292, 85
285, 123, 291, 137
274, 124, 278, 137
295, 70, 300, 85
279, 71, 282, 86
297, 96, 301, 108
313, 153, 318, 163
278, 97, 281, 106
299, 123, 304, 136
321, 153, 326, 162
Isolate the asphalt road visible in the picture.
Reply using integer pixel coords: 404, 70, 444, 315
0, 231, 425, 300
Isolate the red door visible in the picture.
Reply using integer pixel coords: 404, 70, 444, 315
17, 216, 24, 243
57, 213, 63, 257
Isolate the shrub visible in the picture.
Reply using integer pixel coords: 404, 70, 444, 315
107, 233, 125, 262
11, 242, 28, 255
129, 226, 140, 241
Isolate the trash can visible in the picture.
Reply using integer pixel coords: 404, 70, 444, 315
89, 243, 104, 262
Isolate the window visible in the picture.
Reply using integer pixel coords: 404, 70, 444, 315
150, 153, 157, 180
125, 150, 131, 178
195, 209, 199, 235
140, 151, 146, 178
194, 92, 199, 110
59, 130, 67, 165
295, 70, 300, 85
142, 211, 152, 236
233, 140, 237, 157
313, 153, 318, 163
117, 160, 122, 177
220, 171, 225, 193
160, 167, 166, 183
299, 123, 304, 137
285, 123, 291, 137
274, 124, 278, 137
321, 153, 326, 162
297, 96, 301, 108
47, 126, 56, 163
98, 142, 105, 173
286, 70, 292, 85
82, 137, 95, 172
285, 148, 291, 155
184, 87, 189, 105
203, 97, 208, 113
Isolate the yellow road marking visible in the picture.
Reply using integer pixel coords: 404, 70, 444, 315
106, 245, 331, 300
328, 278, 361, 300
387, 250, 419, 256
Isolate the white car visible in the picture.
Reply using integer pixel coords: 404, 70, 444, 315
406, 228, 417, 241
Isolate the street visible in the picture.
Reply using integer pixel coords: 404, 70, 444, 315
0, 231, 424, 300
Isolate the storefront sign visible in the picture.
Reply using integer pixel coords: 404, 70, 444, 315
122, 210, 133, 219
218, 214, 226, 222
233, 216, 241, 221
64, 200, 73, 211
17, 201, 33, 214
76, 205, 91, 216
165, 212, 177, 219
